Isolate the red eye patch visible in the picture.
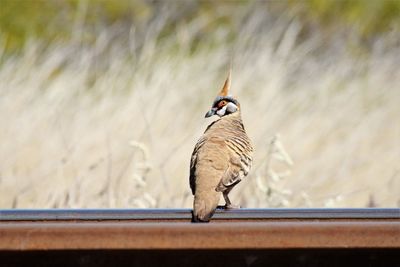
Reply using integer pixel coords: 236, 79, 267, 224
218, 100, 227, 108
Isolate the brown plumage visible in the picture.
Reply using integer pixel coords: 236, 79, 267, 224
190, 71, 253, 222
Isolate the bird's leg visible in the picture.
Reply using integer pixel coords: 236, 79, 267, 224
222, 191, 241, 209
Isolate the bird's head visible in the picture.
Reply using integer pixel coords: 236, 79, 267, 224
205, 71, 240, 118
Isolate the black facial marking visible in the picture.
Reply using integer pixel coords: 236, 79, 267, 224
212, 96, 239, 108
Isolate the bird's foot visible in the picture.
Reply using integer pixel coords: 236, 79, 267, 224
225, 204, 241, 209
217, 204, 241, 210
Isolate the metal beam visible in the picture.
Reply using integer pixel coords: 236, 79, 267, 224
0, 209, 399, 250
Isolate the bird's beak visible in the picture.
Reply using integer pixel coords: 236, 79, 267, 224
205, 108, 217, 118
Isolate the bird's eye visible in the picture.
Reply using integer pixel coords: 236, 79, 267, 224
218, 100, 227, 107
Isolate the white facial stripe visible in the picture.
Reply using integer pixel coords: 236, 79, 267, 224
225, 102, 238, 113
216, 105, 227, 116
216, 102, 238, 117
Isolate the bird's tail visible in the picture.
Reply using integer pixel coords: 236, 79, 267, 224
192, 192, 220, 223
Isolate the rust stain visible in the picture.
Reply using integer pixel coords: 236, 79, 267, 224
1, 221, 399, 250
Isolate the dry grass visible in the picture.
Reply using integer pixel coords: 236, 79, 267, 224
0, 5, 399, 209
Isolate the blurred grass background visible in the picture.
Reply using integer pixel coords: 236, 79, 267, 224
0, 0, 399, 209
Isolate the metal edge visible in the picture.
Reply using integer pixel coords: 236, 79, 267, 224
0, 208, 399, 221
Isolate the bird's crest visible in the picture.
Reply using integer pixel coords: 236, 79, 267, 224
218, 69, 231, 97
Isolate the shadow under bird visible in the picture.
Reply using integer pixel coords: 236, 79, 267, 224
190, 71, 253, 222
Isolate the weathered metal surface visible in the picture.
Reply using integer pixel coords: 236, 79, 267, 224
0, 208, 399, 221
0, 209, 399, 250
1, 221, 399, 250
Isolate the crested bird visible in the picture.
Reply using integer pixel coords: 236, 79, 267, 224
190, 71, 253, 222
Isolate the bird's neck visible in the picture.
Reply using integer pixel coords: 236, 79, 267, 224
219, 111, 245, 130
204, 111, 244, 135
222, 110, 242, 120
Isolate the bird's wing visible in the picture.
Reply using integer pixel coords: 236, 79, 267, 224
189, 136, 207, 195
190, 136, 231, 195
216, 137, 252, 191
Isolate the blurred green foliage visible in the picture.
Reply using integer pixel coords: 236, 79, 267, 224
0, 0, 399, 54
293, 0, 400, 37
0, 0, 153, 53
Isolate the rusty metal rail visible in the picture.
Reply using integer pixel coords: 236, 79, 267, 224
0, 208, 399, 250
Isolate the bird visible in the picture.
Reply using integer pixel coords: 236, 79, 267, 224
190, 70, 253, 222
